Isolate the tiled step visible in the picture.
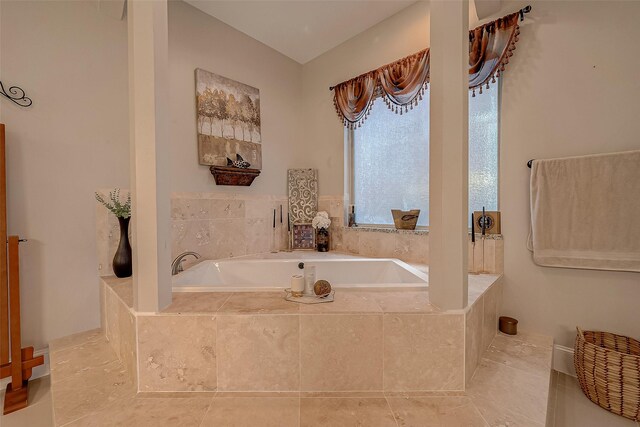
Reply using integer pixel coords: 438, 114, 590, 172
49, 328, 554, 426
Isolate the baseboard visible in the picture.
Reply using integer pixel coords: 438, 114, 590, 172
553, 344, 576, 377
0, 347, 50, 387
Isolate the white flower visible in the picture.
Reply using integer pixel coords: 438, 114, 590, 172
312, 212, 331, 229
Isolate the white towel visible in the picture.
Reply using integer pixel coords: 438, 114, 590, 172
528, 150, 640, 272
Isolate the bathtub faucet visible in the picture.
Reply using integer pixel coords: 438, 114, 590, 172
171, 251, 201, 275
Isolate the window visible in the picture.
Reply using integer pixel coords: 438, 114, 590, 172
349, 83, 499, 227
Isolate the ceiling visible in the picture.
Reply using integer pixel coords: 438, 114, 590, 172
184, 1, 416, 64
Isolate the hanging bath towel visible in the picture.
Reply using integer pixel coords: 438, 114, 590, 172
528, 150, 640, 272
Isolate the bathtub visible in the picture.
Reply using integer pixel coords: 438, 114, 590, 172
172, 253, 428, 292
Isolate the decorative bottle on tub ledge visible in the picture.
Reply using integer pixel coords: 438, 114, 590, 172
316, 229, 329, 252
95, 189, 133, 278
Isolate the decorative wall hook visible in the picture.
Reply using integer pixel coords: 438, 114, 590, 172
0, 80, 33, 107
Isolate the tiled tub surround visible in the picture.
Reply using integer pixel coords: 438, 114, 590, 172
96, 192, 502, 275
96, 191, 290, 276
318, 196, 504, 274
98, 271, 502, 394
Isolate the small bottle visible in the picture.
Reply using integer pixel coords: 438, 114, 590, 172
304, 265, 316, 295
348, 205, 356, 227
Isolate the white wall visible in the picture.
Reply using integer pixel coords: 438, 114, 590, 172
0, 1, 130, 349
498, 0, 640, 346
168, 0, 304, 195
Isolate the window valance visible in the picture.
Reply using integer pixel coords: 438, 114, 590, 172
332, 9, 524, 129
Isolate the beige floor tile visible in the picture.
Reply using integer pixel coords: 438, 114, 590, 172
0, 376, 53, 427
163, 291, 233, 313
217, 315, 299, 391
49, 328, 103, 354
50, 339, 120, 384
471, 394, 544, 426
387, 395, 488, 427
137, 315, 217, 392
300, 314, 383, 391
65, 396, 212, 426
553, 373, 637, 427
201, 397, 299, 426
299, 290, 382, 314
383, 314, 465, 391
466, 359, 549, 425
218, 292, 300, 314
52, 364, 136, 426
300, 397, 397, 426
483, 332, 553, 375
505, 329, 555, 348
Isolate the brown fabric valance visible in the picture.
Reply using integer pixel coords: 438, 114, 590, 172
332, 11, 522, 129
332, 49, 429, 129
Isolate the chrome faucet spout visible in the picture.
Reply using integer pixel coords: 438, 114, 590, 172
171, 251, 201, 275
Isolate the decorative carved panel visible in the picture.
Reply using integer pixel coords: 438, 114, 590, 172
288, 169, 318, 224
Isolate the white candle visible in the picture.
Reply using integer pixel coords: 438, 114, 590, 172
291, 275, 305, 294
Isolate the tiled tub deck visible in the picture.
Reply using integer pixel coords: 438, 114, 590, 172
48, 271, 554, 426
100, 272, 501, 393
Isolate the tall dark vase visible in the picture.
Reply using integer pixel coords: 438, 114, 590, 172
113, 216, 132, 278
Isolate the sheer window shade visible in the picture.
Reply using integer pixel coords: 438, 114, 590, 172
352, 84, 499, 227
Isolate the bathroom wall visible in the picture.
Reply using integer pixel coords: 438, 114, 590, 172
0, 1, 130, 350
168, 0, 304, 195
495, 0, 640, 347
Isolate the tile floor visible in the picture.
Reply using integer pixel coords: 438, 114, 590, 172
1, 372, 639, 426
0, 376, 53, 427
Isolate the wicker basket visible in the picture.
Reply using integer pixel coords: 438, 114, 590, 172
574, 327, 640, 421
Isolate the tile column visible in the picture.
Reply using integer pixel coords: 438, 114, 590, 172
428, 0, 469, 310
127, 0, 171, 312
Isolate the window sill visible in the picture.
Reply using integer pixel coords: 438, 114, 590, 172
343, 226, 428, 235
343, 226, 503, 239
